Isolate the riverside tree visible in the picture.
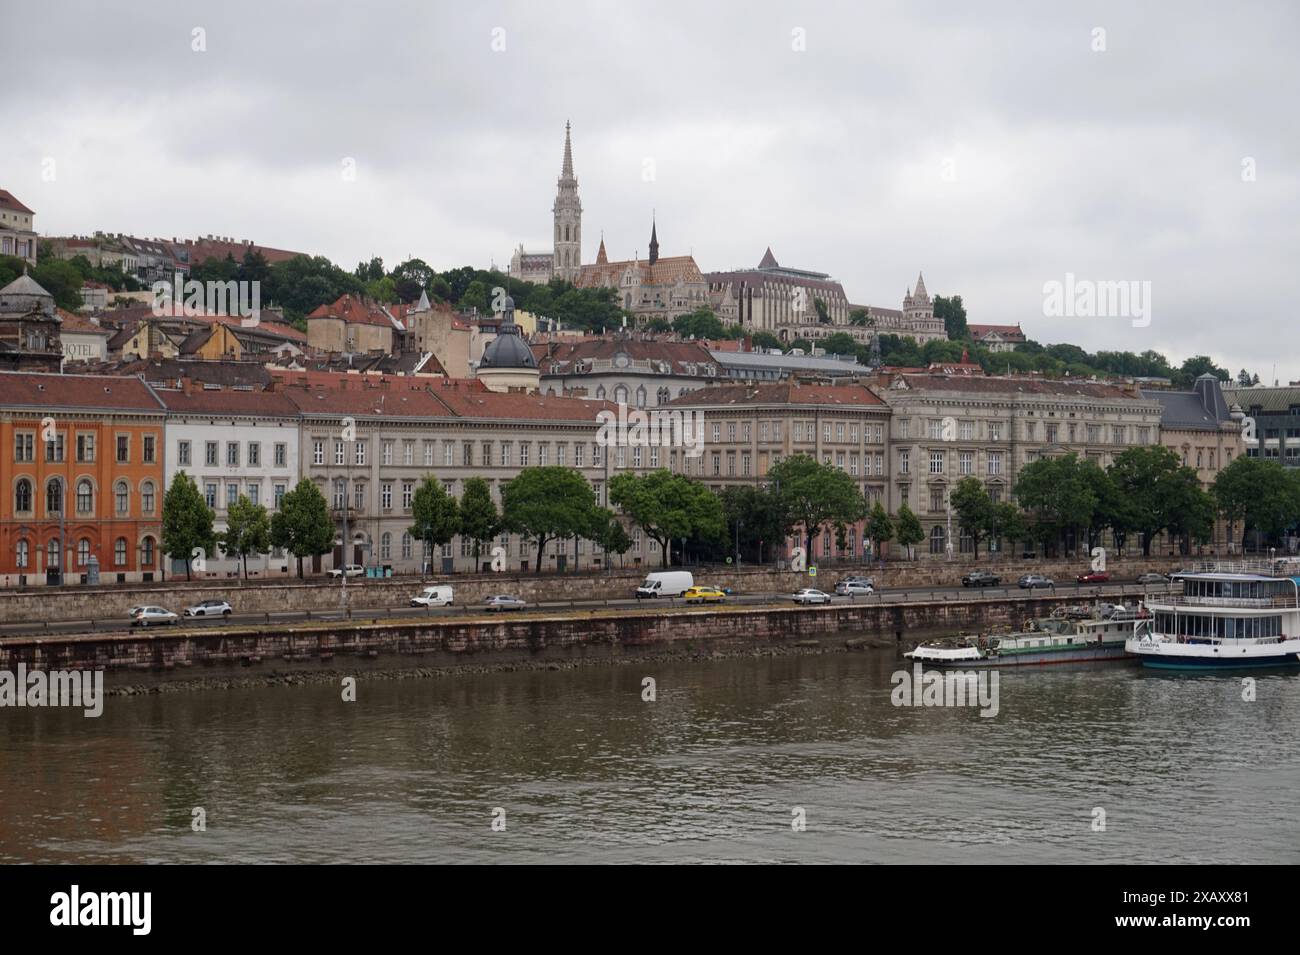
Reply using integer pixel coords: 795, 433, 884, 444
589, 507, 633, 570
1108, 446, 1212, 556
894, 503, 924, 560
161, 472, 215, 581
1013, 454, 1098, 557
270, 478, 335, 578
609, 469, 725, 569
410, 476, 460, 572
223, 494, 270, 580
1212, 456, 1300, 551
501, 466, 599, 574
949, 477, 995, 559
864, 500, 894, 558
459, 476, 501, 569
767, 454, 865, 557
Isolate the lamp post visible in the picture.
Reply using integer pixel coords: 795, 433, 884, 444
735, 518, 743, 568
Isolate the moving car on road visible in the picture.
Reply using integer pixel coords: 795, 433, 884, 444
834, 578, 875, 596
1135, 572, 1169, 585
683, 585, 726, 604
791, 588, 833, 605
635, 570, 694, 598
328, 564, 365, 578
962, 571, 1001, 587
484, 594, 526, 612
1077, 570, 1111, 584
184, 599, 233, 617
1017, 574, 1054, 589
130, 606, 178, 627
410, 585, 454, 607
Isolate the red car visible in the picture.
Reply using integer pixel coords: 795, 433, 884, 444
1077, 570, 1110, 583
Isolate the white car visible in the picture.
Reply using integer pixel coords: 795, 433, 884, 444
791, 588, 833, 605
184, 599, 233, 617
130, 606, 179, 627
411, 585, 454, 607
328, 564, 365, 578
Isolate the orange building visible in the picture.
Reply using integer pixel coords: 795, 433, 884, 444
0, 372, 165, 586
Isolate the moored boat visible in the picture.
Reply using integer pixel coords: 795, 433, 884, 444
1126, 559, 1300, 670
905, 603, 1146, 668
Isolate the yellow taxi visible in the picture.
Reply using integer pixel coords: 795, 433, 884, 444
683, 585, 727, 604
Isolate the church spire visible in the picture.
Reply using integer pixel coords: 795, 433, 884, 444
913, 271, 928, 301
648, 213, 659, 266
552, 121, 582, 282
561, 120, 574, 179
596, 231, 608, 265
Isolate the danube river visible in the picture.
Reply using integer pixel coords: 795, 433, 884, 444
3, 647, 1298, 863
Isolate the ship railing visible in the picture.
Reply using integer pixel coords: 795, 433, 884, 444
1188, 558, 1300, 576
1148, 594, 1298, 609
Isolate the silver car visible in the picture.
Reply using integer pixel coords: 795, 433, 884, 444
184, 599, 233, 617
485, 594, 526, 612
792, 588, 832, 605
130, 606, 178, 627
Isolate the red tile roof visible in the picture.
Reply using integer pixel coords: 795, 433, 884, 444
306, 294, 403, 330
666, 382, 885, 407
0, 371, 163, 411
154, 387, 300, 417
55, 308, 111, 335
0, 189, 34, 216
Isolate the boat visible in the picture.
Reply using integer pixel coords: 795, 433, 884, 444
905, 602, 1147, 668
1126, 559, 1300, 670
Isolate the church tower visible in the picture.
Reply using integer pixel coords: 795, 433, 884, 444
552, 121, 582, 282
648, 214, 659, 266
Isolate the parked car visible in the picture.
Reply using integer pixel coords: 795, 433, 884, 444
1017, 574, 1054, 589
410, 585, 454, 607
130, 606, 178, 627
636, 570, 694, 598
328, 564, 365, 578
683, 585, 726, 604
835, 579, 875, 596
184, 599, 233, 617
1077, 570, 1111, 584
484, 594, 526, 612
791, 588, 833, 605
1135, 572, 1169, 585
961, 571, 1001, 587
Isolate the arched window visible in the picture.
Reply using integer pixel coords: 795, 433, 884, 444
333, 479, 346, 509
141, 537, 155, 567
401, 533, 412, 560
47, 539, 60, 569
141, 481, 155, 514
595, 385, 606, 399
16, 539, 29, 569
14, 479, 31, 513
381, 532, 392, 560
929, 525, 947, 555
114, 481, 128, 514
77, 480, 94, 513
635, 385, 647, 407
657, 387, 670, 405
614, 385, 629, 405
46, 479, 62, 515
115, 537, 128, 566
78, 538, 91, 566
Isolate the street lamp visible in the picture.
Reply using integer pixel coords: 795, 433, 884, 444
735, 518, 743, 568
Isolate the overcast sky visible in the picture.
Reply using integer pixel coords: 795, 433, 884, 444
5, 1, 1297, 381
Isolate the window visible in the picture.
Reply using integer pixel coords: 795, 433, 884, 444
443, 443, 454, 467
80, 480, 96, 513
226, 442, 239, 466
354, 483, 365, 511
1045, 424, 1058, 443
142, 481, 155, 514
401, 533, 412, 559
14, 433, 34, 462
959, 451, 973, 475
424, 442, 434, 467
248, 442, 260, 466
929, 525, 947, 555
143, 435, 156, 464
77, 433, 96, 462
930, 489, 945, 512
275, 443, 287, 467
47, 539, 60, 570
116, 435, 129, 463
482, 442, 493, 467
205, 483, 217, 508
988, 452, 1003, 475
539, 444, 549, 466
141, 537, 155, 566
333, 480, 346, 509
462, 442, 473, 466
520, 443, 530, 467
573, 444, 583, 468
402, 441, 413, 466
355, 441, 367, 466
247, 484, 259, 506
313, 440, 325, 465
274, 484, 286, 509
178, 440, 191, 466
989, 423, 1001, 442
46, 434, 65, 462
381, 533, 392, 560
381, 483, 393, 509
382, 441, 393, 465
15, 479, 32, 513
114, 538, 127, 567
334, 440, 345, 466
79, 538, 91, 567
227, 483, 239, 507
929, 451, 945, 474
899, 450, 910, 475
16, 539, 29, 569
960, 421, 973, 441
402, 482, 413, 509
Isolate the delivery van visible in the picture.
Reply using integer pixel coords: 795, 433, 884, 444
636, 570, 694, 598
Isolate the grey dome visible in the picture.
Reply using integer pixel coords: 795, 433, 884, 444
480, 325, 537, 369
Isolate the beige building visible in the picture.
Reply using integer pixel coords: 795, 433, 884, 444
306, 294, 404, 354
0, 190, 37, 265
536, 337, 719, 406
875, 371, 1164, 556
58, 309, 112, 366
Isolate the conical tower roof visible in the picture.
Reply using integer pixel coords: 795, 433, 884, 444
913, 271, 928, 300
561, 120, 574, 179
758, 247, 779, 269
596, 233, 608, 265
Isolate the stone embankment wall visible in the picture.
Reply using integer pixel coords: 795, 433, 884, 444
0, 557, 1184, 623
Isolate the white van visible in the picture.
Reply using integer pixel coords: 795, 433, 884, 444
410, 585, 454, 607
636, 571, 694, 599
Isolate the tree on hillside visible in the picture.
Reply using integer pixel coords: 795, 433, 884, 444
222, 495, 270, 580
894, 503, 924, 560
933, 294, 968, 340
609, 470, 725, 568
409, 476, 461, 572
459, 477, 501, 569
161, 472, 216, 581
501, 467, 600, 574
767, 454, 866, 558
270, 479, 335, 578
671, 308, 724, 340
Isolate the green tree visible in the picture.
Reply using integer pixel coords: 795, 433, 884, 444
270, 478, 336, 578
933, 294, 968, 340
768, 454, 866, 557
864, 500, 894, 557
459, 476, 501, 568
1108, 446, 1202, 556
161, 472, 216, 581
222, 495, 270, 580
991, 502, 1029, 555
894, 503, 924, 560
671, 308, 724, 340
720, 484, 785, 563
589, 508, 633, 569
1212, 456, 1300, 551
501, 467, 600, 574
821, 332, 858, 356
609, 470, 725, 568
949, 477, 995, 558
409, 476, 461, 572
1013, 454, 1098, 557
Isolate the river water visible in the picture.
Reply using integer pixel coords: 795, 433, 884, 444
3, 646, 1298, 864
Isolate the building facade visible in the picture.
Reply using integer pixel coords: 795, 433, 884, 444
575, 222, 710, 323
536, 337, 719, 406
0, 190, 37, 265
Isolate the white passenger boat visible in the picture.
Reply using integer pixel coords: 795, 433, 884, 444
1126, 559, 1300, 670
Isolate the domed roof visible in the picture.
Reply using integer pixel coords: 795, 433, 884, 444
480, 324, 537, 370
